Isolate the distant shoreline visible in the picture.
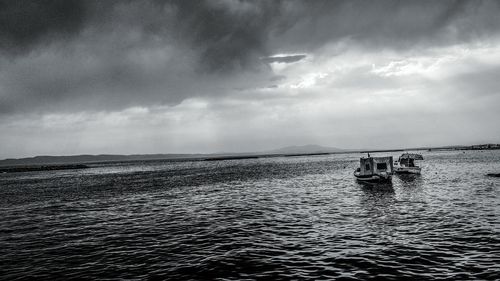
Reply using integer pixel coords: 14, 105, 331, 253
1, 144, 499, 171
0, 164, 89, 173
0, 149, 408, 168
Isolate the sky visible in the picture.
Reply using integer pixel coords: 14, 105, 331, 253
1, 0, 500, 158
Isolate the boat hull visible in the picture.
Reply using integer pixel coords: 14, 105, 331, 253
354, 172, 392, 183
395, 167, 421, 174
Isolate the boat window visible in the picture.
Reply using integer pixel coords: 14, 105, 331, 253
365, 164, 370, 170
377, 163, 387, 170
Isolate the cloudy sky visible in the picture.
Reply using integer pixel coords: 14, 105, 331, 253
1, 0, 500, 158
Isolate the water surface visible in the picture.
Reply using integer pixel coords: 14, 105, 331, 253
1, 150, 499, 280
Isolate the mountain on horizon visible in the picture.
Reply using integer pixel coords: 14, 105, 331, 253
0, 153, 201, 167
2, 143, 496, 167
0, 144, 347, 166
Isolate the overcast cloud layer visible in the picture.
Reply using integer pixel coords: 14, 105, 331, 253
1, 0, 500, 158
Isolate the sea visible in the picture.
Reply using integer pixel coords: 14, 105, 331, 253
1, 150, 499, 280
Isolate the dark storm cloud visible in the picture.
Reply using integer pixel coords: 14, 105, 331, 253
0, 0, 86, 53
272, 0, 500, 51
170, 0, 283, 72
1, 0, 500, 114
3, 0, 500, 64
1, 0, 283, 70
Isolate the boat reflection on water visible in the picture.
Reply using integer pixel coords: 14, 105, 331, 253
356, 179, 395, 192
397, 173, 422, 183
394, 173, 426, 203
357, 181, 398, 240
395, 173, 424, 189
397, 173, 420, 181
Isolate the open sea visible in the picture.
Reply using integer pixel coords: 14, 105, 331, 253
1, 150, 499, 280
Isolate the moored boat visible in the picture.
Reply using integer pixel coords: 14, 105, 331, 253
394, 153, 423, 174
354, 155, 394, 183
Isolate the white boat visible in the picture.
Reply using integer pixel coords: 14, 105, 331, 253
354, 155, 394, 183
394, 153, 423, 174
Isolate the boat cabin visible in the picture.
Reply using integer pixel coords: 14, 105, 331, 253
397, 153, 423, 167
357, 156, 394, 176
394, 153, 424, 174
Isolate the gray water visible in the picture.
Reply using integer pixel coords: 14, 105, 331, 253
1, 150, 499, 280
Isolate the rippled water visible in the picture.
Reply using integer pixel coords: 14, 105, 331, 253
1, 150, 499, 280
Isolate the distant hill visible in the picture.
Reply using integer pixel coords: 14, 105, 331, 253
0, 154, 203, 166
0, 144, 348, 166
3, 143, 496, 167
266, 144, 346, 155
